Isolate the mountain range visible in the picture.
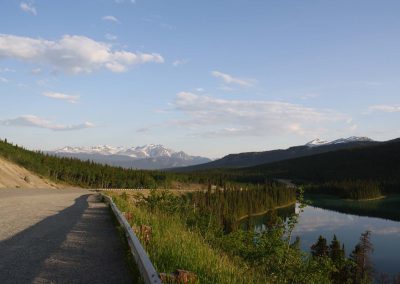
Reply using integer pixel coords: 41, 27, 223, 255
240, 137, 400, 184
173, 136, 377, 172
51, 144, 211, 170
51, 137, 377, 171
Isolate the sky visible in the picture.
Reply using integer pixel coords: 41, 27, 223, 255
1, 0, 400, 158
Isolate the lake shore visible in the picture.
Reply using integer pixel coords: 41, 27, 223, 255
236, 201, 296, 222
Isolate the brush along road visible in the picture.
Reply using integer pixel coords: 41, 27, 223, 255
0, 189, 133, 284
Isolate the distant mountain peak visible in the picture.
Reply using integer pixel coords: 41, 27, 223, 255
305, 137, 374, 148
306, 138, 329, 147
52, 144, 211, 169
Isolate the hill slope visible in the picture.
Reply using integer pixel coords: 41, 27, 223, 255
240, 138, 400, 187
0, 156, 65, 189
0, 139, 180, 189
174, 137, 377, 172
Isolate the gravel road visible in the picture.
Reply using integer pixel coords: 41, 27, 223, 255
0, 189, 134, 284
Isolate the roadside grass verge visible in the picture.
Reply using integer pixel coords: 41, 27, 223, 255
108, 192, 267, 284
107, 203, 144, 283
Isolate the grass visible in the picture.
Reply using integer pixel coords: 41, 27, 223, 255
108, 192, 267, 284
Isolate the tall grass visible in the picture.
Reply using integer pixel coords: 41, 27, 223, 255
110, 192, 267, 284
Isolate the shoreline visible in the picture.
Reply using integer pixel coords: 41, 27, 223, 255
236, 201, 296, 222
353, 195, 386, 202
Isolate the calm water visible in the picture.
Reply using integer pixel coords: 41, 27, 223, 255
240, 204, 400, 276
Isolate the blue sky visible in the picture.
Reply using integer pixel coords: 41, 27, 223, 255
1, 0, 399, 158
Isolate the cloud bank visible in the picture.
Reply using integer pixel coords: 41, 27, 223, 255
42, 92, 80, 103
172, 92, 350, 137
0, 34, 164, 74
0, 115, 94, 131
369, 105, 400, 113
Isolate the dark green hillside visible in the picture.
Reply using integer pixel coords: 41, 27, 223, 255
239, 138, 400, 193
174, 140, 378, 172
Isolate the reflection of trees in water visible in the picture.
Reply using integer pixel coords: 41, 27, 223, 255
239, 204, 296, 232
307, 195, 400, 222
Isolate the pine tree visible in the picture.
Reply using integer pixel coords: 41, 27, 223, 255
311, 235, 329, 258
350, 231, 374, 283
330, 235, 345, 266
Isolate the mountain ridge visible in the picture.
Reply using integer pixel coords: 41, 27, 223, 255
172, 137, 378, 172
51, 144, 211, 170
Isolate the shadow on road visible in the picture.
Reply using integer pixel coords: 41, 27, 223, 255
0, 194, 133, 284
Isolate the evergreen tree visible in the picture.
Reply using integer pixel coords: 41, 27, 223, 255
330, 235, 345, 266
311, 235, 329, 258
350, 231, 374, 283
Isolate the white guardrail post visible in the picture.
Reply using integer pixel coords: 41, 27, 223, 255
102, 194, 162, 284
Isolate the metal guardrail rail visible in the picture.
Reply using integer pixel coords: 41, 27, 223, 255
102, 194, 162, 284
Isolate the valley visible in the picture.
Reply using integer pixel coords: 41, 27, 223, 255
1, 137, 400, 283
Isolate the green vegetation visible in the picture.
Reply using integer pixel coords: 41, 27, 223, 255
310, 233, 374, 284
1, 138, 386, 282
304, 180, 383, 200
187, 183, 296, 232
1, 138, 396, 204
237, 139, 400, 193
0, 138, 180, 188
108, 188, 376, 283
111, 191, 268, 284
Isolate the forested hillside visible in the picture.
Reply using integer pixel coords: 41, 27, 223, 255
174, 139, 377, 172
242, 139, 400, 183
0, 139, 179, 188
175, 138, 400, 199
2, 137, 399, 197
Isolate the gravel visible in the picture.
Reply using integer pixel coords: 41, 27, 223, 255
0, 189, 134, 284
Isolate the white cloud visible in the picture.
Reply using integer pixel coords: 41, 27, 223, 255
211, 70, 255, 87
0, 77, 8, 83
42, 92, 79, 104
115, 0, 136, 3
0, 68, 15, 73
0, 115, 94, 131
171, 92, 350, 138
366, 226, 400, 236
102, 15, 120, 23
172, 59, 188, 67
301, 93, 319, 100
369, 105, 400, 113
31, 68, 41, 75
0, 34, 164, 74
105, 33, 117, 41
20, 2, 37, 15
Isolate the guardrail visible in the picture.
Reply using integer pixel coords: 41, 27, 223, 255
102, 194, 162, 284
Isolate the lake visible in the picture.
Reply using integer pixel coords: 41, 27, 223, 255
240, 201, 400, 276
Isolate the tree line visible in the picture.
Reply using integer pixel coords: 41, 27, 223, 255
304, 180, 383, 200
187, 182, 296, 232
0, 139, 178, 188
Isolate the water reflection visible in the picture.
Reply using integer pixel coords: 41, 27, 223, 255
239, 203, 400, 275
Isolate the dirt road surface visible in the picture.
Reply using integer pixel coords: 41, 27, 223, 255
0, 189, 134, 284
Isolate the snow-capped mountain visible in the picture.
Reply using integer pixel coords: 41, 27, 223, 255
306, 137, 374, 148
52, 144, 211, 170
305, 138, 329, 147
